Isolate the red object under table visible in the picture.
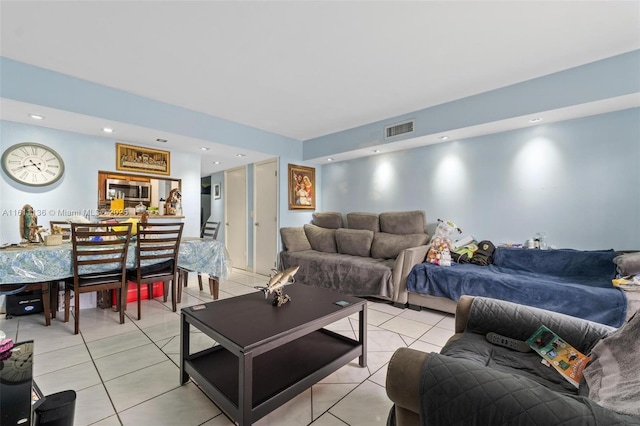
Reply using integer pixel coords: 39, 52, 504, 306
112, 282, 165, 304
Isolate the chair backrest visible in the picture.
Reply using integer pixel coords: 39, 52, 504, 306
135, 222, 184, 276
70, 222, 132, 282
200, 220, 220, 240
50, 221, 72, 241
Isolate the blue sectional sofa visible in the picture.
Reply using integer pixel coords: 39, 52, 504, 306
406, 247, 627, 327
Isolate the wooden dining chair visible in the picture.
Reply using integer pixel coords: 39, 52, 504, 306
126, 222, 184, 319
49, 221, 72, 241
179, 220, 220, 297
64, 222, 132, 335
200, 220, 221, 240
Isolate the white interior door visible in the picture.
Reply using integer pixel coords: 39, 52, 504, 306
225, 167, 247, 270
253, 159, 278, 275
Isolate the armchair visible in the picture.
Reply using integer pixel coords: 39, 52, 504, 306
386, 296, 640, 425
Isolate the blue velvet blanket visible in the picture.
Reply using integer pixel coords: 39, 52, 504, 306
407, 248, 627, 327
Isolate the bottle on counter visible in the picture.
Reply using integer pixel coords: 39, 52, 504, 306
539, 232, 548, 250
159, 198, 165, 216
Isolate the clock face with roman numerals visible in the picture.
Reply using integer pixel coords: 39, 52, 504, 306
1, 142, 65, 187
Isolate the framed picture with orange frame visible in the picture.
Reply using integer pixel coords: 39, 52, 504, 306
288, 164, 315, 210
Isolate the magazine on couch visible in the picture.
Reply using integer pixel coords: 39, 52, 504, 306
526, 325, 590, 388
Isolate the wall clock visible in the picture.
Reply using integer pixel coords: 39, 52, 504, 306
1, 142, 65, 186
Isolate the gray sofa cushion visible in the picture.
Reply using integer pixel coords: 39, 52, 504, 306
371, 232, 428, 259
613, 252, 640, 276
583, 310, 640, 417
336, 228, 374, 257
312, 212, 343, 229
280, 227, 311, 252
347, 212, 380, 232
304, 224, 337, 253
380, 210, 426, 234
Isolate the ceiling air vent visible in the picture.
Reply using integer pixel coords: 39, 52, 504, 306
385, 120, 414, 139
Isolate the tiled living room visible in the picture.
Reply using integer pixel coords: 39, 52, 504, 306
1, 1, 640, 425
1, 270, 454, 426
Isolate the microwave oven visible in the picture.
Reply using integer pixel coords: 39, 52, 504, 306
106, 179, 151, 202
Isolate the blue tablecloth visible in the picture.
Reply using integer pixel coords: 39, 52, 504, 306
0, 238, 229, 285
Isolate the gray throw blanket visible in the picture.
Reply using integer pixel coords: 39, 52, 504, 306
583, 310, 640, 417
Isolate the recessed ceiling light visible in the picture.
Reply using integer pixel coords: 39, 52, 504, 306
529, 118, 543, 123
201, 147, 210, 151
156, 138, 168, 143
372, 149, 380, 153
28, 114, 44, 120
327, 158, 334, 162
102, 127, 114, 133
213, 161, 221, 165
439, 136, 449, 140
236, 154, 246, 157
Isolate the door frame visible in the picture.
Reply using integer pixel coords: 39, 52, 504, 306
224, 165, 248, 271
252, 158, 279, 275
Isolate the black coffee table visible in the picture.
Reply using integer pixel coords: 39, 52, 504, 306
180, 284, 367, 425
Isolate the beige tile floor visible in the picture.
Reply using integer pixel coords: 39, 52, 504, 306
0, 269, 453, 426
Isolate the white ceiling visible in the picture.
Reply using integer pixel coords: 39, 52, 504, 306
1, 1, 639, 175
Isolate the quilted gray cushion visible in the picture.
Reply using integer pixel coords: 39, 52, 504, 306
280, 227, 311, 252
371, 232, 428, 259
335, 228, 374, 257
303, 224, 337, 253
465, 297, 614, 354
421, 354, 640, 425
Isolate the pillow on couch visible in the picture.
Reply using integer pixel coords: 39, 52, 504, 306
304, 224, 337, 253
312, 212, 343, 229
583, 310, 640, 417
336, 228, 374, 257
379, 210, 426, 234
280, 227, 312, 252
347, 213, 380, 232
613, 252, 640, 276
371, 232, 428, 259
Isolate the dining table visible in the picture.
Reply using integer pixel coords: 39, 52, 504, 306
0, 237, 229, 302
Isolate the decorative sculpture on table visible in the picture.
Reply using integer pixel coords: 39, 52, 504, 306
255, 266, 299, 307
19, 204, 45, 243
166, 188, 182, 215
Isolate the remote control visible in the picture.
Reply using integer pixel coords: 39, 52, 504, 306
486, 332, 531, 352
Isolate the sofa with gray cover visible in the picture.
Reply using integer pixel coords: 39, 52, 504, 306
386, 295, 640, 425
279, 210, 430, 306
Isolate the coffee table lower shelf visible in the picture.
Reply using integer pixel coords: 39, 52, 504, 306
184, 329, 362, 422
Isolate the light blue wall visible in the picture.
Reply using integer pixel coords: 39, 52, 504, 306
0, 57, 303, 158
304, 50, 640, 159
0, 121, 202, 242
320, 108, 640, 250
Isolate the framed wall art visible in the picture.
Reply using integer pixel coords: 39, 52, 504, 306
288, 164, 315, 210
213, 183, 221, 200
116, 143, 170, 176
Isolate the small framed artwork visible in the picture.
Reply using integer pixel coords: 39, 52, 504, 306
213, 183, 221, 200
288, 164, 315, 210
116, 143, 170, 175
